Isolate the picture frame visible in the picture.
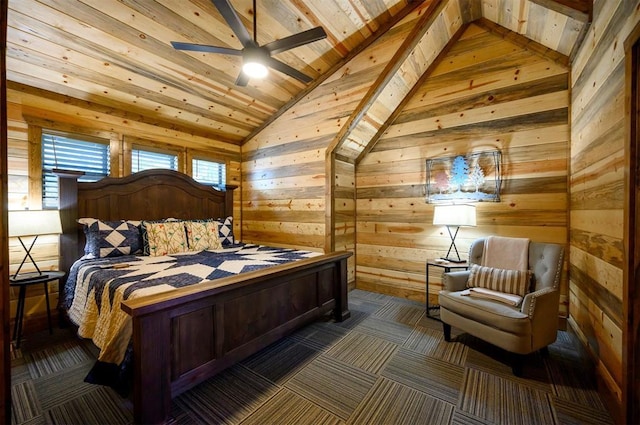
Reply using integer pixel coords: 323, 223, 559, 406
426, 150, 501, 203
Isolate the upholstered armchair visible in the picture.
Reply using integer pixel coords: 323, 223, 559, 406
438, 237, 564, 375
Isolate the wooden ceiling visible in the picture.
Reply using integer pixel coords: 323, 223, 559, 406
6, 0, 591, 146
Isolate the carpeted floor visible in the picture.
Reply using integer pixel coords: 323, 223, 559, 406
10, 289, 614, 424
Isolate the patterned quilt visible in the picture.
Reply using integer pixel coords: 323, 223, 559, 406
63, 244, 320, 365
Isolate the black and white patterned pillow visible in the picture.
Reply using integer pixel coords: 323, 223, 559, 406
79, 218, 142, 258
216, 216, 235, 246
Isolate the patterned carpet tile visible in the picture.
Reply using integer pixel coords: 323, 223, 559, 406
174, 365, 279, 425
325, 331, 397, 374
11, 381, 41, 425
348, 377, 455, 425
552, 395, 615, 425
24, 338, 95, 379
334, 309, 368, 330
459, 368, 556, 425
284, 354, 377, 420
545, 355, 607, 409
462, 336, 551, 393
353, 315, 414, 345
33, 360, 102, 411
381, 347, 464, 404
373, 300, 424, 326
289, 322, 350, 352
44, 386, 133, 425
403, 325, 468, 365
241, 337, 320, 384
349, 289, 393, 304
241, 388, 343, 425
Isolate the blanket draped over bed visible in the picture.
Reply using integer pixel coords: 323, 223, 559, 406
64, 244, 321, 365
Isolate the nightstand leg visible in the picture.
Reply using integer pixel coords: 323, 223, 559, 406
43, 282, 53, 334
13, 286, 26, 348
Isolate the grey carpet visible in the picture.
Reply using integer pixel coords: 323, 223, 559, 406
10, 289, 614, 425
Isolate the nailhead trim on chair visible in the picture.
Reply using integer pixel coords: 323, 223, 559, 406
526, 287, 554, 317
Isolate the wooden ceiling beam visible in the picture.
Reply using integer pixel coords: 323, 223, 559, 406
241, 0, 429, 144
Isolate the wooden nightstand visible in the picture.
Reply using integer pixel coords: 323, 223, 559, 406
10, 271, 65, 348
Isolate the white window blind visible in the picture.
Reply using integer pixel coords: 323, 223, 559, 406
192, 158, 226, 188
131, 148, 178, 172
42, 132, 110, 208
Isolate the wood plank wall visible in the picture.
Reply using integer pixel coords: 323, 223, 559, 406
240, 8, 422, 266
356, 23, 570, 308
569, 0, 640, 416
332, 156, 356, 285
5, 91, 241, 334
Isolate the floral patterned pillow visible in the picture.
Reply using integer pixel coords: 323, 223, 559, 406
185, 220, 222, 251
141, 220, 188, 256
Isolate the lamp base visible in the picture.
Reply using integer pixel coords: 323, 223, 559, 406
440, 257, 466, 264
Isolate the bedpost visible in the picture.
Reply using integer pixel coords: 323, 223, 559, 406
224, 184, 236, 218
335, 257, 351, 321
55, 170, 84, 282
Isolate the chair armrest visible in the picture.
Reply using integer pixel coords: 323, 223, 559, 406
520, 287, 557, 317
442, 270, 470, 292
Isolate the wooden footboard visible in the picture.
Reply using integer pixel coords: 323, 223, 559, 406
121, 251, 351, 425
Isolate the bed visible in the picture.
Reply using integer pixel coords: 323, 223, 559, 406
56, 169, 351, 424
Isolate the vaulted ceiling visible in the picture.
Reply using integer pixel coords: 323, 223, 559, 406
6, 0, 590, 147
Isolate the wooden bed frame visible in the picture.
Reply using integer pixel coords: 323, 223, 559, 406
56, 169, 351, 424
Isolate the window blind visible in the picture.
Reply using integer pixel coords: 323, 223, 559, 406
131, 149, 178, 172
192, 158, 226, 188
42, 132, 110, 208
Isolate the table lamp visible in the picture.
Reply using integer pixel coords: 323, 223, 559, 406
8, 209, 62, 280
433, 204, 476, 263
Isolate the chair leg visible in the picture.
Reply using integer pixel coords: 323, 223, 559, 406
443, 323, 452, 342
512, 353, 524, 376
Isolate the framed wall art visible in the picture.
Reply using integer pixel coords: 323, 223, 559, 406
426, 150, 502, 203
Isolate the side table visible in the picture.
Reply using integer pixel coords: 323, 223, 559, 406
10, 271, 65, 348
426, 260, 468, 320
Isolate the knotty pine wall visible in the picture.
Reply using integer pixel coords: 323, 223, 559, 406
6, 90, 241, 333
241, 7, 424, 282
569, 0, 640, 411
356, 24, 570, 309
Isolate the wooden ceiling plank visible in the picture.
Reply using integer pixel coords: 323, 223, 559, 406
5, 50, 251, 139
242, 0, 427, 144
20, 0, 283, 111
8, 81, 244, 146
6, 27, 262, 133
327, 0, 446, 158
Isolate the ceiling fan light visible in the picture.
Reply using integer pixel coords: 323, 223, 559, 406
242, 61, 268, 79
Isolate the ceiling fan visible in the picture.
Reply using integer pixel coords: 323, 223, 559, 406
171, 0, 327, 86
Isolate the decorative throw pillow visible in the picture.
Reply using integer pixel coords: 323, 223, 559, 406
185, 220, 222, 251
141, 220, 188, 256
216, 216, 235, 246
79, 218, 142, 258
467, 264, 530, 297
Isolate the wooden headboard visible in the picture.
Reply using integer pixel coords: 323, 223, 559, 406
56, 169, 236, 277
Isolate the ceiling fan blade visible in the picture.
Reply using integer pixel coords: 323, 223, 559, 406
211, 0, 253, 47
171, 41, 243, 55
264, 27, 327, 55
235, 72, 250, 86
265, 57, 313, 83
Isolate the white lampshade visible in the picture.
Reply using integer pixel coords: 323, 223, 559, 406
8, 210, 62, 237
433, 204, 476, 227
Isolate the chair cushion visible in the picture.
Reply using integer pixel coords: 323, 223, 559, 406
467, 264, 530, 297
439, 290, 531, 335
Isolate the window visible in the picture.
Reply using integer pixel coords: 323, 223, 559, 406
42, 131, 110, 208
131, 148, 178, 172
192, 158, 226, 188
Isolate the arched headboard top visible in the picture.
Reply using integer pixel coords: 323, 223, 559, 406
56, 169, 236, 275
